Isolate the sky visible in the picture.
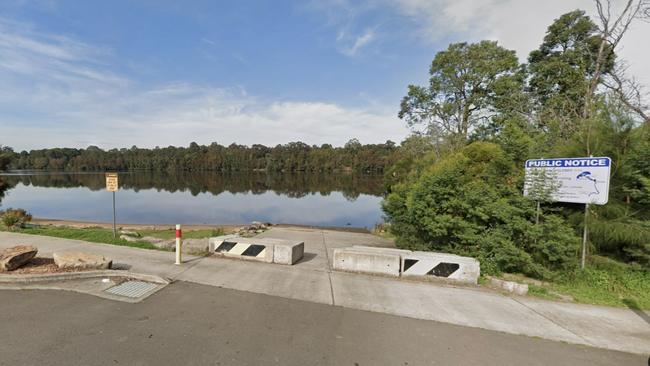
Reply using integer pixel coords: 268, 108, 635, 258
1, 0, 648, 151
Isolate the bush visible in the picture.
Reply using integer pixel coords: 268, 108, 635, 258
382, 142, 580, 279
0, 208, 32, 230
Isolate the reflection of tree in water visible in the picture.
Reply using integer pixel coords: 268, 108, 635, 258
0, 177, 10, 204
0, 172, 384, 201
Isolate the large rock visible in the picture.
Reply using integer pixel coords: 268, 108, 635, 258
0, 245, 38, 271
119, 234, 140, 242
119, 230, 140, 237
53, 251, 112, 270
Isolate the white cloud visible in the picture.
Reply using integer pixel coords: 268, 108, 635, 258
338, 28, 376, 56
0, 18, 408, 151
200, 37, 216, 46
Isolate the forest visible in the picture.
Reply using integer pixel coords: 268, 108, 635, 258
383, 2, 650, 284
1, 139, 398, 173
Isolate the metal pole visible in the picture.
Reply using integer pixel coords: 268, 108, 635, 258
112, 191, 116, 238
581, 203, 588, 269
175, 224, 182, 265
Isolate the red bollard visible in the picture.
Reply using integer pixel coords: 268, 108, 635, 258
175, 224, 182, 265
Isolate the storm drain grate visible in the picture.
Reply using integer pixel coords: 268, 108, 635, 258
105, 281, 158, 298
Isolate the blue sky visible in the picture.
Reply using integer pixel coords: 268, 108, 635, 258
1, 0, 648, 150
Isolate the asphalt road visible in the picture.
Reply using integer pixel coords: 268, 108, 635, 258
0, 282, 646, 366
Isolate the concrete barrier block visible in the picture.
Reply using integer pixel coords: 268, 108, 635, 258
212, 237, 274, 263
332, 248, 400, 277
401, 251, 480, 284
271, 240, 304, 265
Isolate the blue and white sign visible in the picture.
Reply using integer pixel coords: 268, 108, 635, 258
524, 157, 611, 205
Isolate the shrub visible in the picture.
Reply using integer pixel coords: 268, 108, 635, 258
0, 208, 32, 230
382, 142, 580, 279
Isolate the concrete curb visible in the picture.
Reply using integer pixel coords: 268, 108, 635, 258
0, 270, 170, 285
0, 270, 171, 304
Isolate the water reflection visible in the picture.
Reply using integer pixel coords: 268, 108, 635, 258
0, 172, 385, 228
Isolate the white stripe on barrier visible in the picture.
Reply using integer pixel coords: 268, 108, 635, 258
229, 243, 249, 256
401, 252, 479, 284
208, 236, 304, 265
213, 239, 274, 263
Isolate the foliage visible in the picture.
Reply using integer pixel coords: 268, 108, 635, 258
0, 145, 13, 171
383, 134, 436, 190
566, 103, 650, 266
550, 256, 650, 309
387, 7, 650, 283
399, 41, 522, 146
527, 10, 614, 140
7, 140, 399, 173
383, 142, 580, 278
0, 208, 32, 230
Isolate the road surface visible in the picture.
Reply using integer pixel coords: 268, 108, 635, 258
0, 281, 645, 366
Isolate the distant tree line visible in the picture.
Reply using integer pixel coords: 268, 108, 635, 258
3, 139, 399, 173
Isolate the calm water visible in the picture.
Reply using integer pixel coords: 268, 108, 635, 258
0, 171, 385, 228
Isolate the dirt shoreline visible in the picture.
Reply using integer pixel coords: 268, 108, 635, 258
31, 218, 241, 231
31, 218, 372, 233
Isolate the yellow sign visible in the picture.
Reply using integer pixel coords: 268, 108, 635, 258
105, 173, 119, 192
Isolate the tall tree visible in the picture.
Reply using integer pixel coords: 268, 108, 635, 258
399, 41, 521, 150
0, 146, 13, 171
527, 10, 614, 142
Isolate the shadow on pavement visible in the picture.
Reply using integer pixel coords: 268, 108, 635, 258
622, 298, 650, 327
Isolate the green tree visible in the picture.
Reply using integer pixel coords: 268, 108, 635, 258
399, 41, 521, 147
0, 145, 13, 171
527, 10, 615, 144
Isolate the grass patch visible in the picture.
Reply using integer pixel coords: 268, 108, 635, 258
7, 225, 158, 250
527, 285, 561, 301
138, 228, 224, 240
2, 224, 226, 251
548, 256, 650, 309
518, 256, 650, 309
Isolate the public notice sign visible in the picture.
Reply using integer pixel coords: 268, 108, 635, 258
524, 157, 611, 205
105, 173, 119, 192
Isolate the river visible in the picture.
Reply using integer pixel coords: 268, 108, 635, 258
0, 171, 385, 228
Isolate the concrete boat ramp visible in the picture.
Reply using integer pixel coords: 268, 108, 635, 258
0, 227, 648, 355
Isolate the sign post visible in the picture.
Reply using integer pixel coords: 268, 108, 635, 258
524, 157, 611, 269
105, 173, 119, 238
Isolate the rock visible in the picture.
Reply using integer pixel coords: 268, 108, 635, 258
119, 230, 140, 237
120, 234, 140, 242
249, 221, 268, 230
0, 245, 38, 271
53, 251, 112, 270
